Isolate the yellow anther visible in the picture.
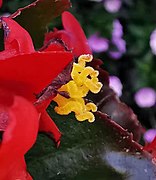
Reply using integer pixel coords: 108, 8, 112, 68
78, 54, 93, 67
76, 112, 95, 123
55, 100, 84, 115
53, 54, 103, 123
90, 70, 99, 78
84, 79, 103, 94
86, 103, 97, 112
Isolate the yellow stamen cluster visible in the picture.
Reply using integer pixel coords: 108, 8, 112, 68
53, 54, 103, 122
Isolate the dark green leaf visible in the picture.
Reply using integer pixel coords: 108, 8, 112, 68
11, 0, 71, 48
26, 104, 156, 180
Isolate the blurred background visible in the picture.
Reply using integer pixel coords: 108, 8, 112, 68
0, 0, 156, 141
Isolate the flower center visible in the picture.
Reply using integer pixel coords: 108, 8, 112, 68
53, 54, 103, 122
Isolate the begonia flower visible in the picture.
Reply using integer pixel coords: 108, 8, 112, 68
43, 12, 104, 122
44, 11, 92, 57
0, 15, 73, 179
53, 54, 102, 122
144, 135, 156, 159
0, 95, 39, 179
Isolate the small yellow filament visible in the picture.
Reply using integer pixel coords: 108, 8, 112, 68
53, 54, 103, 123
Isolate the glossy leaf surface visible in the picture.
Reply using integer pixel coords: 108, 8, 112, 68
26, 104, 156, 180
89, 58, 143, 142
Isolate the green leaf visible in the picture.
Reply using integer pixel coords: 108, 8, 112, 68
26, 104, 156, 179
11, 0, 71, 48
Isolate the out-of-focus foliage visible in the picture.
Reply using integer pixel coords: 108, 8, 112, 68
1, 0, 34, 12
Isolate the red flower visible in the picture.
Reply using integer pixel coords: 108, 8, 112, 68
0, 94, 39, 180
144, 136, 156, 159
44, 11, 92, 57
0, 16, 73, 179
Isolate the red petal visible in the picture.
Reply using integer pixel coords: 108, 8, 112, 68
42, 43, 66, 52
35, 95, 61, 145
44, 29, 70, 48
0, 51, 73, 101
0, 0, 2, 8
1, 17, 34, 57
62, 11, 92, 56
41, 39, 67, 52
39, 110, 61, 146
143, 137, 156, 157
0, 95, 39, 179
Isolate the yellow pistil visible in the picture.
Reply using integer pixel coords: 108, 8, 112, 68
53, 54, 103, 122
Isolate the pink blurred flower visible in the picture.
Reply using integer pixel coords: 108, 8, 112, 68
112, 19, 123, 38
89, 0, 102, 2
150, 29, 156, 55
109, 75, 123, 97
144, 129, 156, 143
109, 38, 126, 59
88, 33, 109, 53
109, 20, 126, 59
88, 20, 126, 58
103, 0, 122, 13
134, 87, 156, 108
